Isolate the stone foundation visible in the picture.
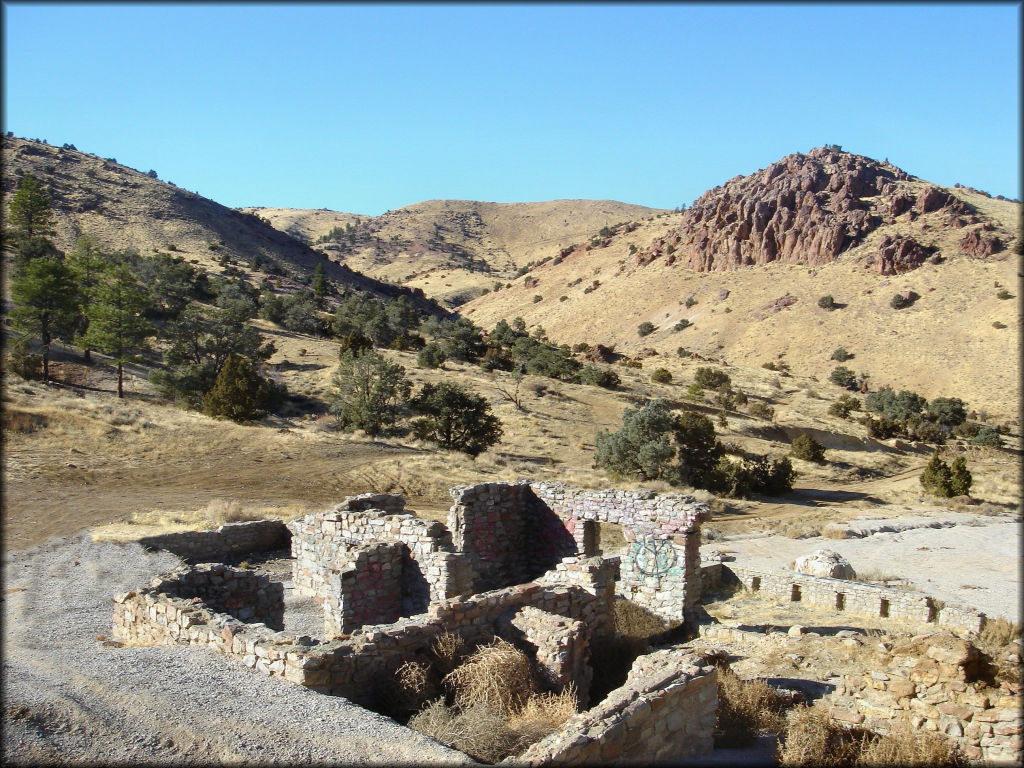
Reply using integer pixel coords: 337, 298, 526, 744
137, 520, 290, 564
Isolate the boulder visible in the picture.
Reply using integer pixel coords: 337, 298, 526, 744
794, 549, 856, 580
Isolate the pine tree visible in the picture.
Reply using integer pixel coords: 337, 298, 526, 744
81, 263, 154, 397
310, 262, 329, 302
66, 236, 113, 364
10, 257, 80, 381
7, 173, 54, 246
409, 381, 502, 456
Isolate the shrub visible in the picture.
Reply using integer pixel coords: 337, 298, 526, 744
969, 426, 1002, 448
637, 321, 656, 337
443, 638, 536, 718
337, 331, 373, 359
927, 397, 967, 429
577, 364, 620, 389
992, 321, 1007, 329
863, 415, 903, 439
707, 455, 795, 498
684, 296, 697, 308
410, 382, 503, 456
830, 347, 852, 362
694, 366, 731, 391
651, 367, 672, 384
672, 411, 726, 488
828, 366, 857, 390
828, 394, 861, 419
790, 434, 826, 464
949, 456, 972, 496
676, 347, 690, 357
890, 291, 917, 309
865, 387, 926, 422
673, 319, 691, 331
817, 295, 836, 310
4, 337, 43, 380
685, 382, 705, 401
417, 342, 447, 369
747, 401, 775, 420
531, 294, 542, 303
996, 289, 1013, 299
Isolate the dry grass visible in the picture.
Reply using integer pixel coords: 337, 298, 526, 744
428, 631, 467, 678
407, 699, 525, 764
714, 665, 788, 747
777, 705, 859, 766
443, 638, 537, 717
778, 704, 962, 767
89, 499, 315, 543
979, 616, 1022, 648
507, 687, 578, 744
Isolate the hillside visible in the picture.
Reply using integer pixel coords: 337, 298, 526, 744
0, 137, 427, 307
462, 148, 1021, 419
244, 199, 667, 307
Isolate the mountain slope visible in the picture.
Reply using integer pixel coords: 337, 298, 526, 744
463, 148, 1021, 418
244, 199, 668, 306
0, 137, 427, 306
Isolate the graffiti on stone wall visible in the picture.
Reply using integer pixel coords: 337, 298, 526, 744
630, 532, 684, 588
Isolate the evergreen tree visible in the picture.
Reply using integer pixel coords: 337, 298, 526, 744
920, 453, 953, 497
6, 173, 54, 248
66, 236, 113, 363
672, 411, 725, 486
948, 457, 972, 497
595, 399, 678, 481
202, 353, 281, 422
81, 263, 154, 397
330, 349, 411, 436
310, 262, 329, 302
409, 382, 502, 456
9, 257, 80, 381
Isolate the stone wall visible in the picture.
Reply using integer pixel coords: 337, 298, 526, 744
289, 495, 467, 624
825, 634, 1022, 764
113, 554, 616, 709
715, 562, 986, 635
449, 482, 710, 625
322, 540, 404, 636
514, 647, 717, 764
137, 520, 290, 564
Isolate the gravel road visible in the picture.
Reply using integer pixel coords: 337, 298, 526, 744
1, 533, 475, 766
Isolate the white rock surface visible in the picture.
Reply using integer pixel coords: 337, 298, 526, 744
794, 549, 856, 580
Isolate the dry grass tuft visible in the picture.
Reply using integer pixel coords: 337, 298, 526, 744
715, 666, 787, 747
407, 699, 525, 763
778, 706, 963, 767
613, 596, 673, 639
979, 616, 1022, 648
395, 660, 437, 712
443, 638, 537, 717
777, 705, 858, 766
854, 722, 963, 766
507, 686, 578, 744
823, 526, 850, 540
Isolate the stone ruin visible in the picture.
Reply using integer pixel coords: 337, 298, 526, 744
113, 480, 1020, 764
114, 482, 719, 764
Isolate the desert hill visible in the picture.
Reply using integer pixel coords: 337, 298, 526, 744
0, 137, 429, 307
462, 148, 1021, 419
244, 199, 667, 307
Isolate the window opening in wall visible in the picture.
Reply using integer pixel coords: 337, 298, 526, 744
790, 584, 802, 602
879, 598, 890, 618
750, 576, 761, 592
835, 593, 845, 611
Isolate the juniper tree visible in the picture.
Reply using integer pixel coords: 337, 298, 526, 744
409, 381, 502, 456
330, 349, 411, 436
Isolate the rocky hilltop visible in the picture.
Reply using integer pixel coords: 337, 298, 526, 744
639, 146, 1008, 275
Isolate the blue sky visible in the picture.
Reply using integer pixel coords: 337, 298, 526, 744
3, 3, 1020, 215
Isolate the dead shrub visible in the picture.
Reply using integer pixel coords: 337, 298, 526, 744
854, 721, 963, 766
407, 699, 525, 763
823, 526, 850, 539
777, 705, 858, 766
428, 631, 466, 678
395, 660, 437, 713
715, 666, 787, 747
613, 597, 672, 639
508, 686, 578, 744
443, 638, 536, 717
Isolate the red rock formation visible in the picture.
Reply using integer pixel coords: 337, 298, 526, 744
958, 227, 1004, 258
863, 235, 938, 275
638, 147, 975, 273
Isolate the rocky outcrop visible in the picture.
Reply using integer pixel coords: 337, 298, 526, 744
638, 147, 977, 273
959, 227, 1004, 258
863, 234, 938, 275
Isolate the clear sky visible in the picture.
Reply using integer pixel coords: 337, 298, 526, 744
3, 2, 1020, 215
